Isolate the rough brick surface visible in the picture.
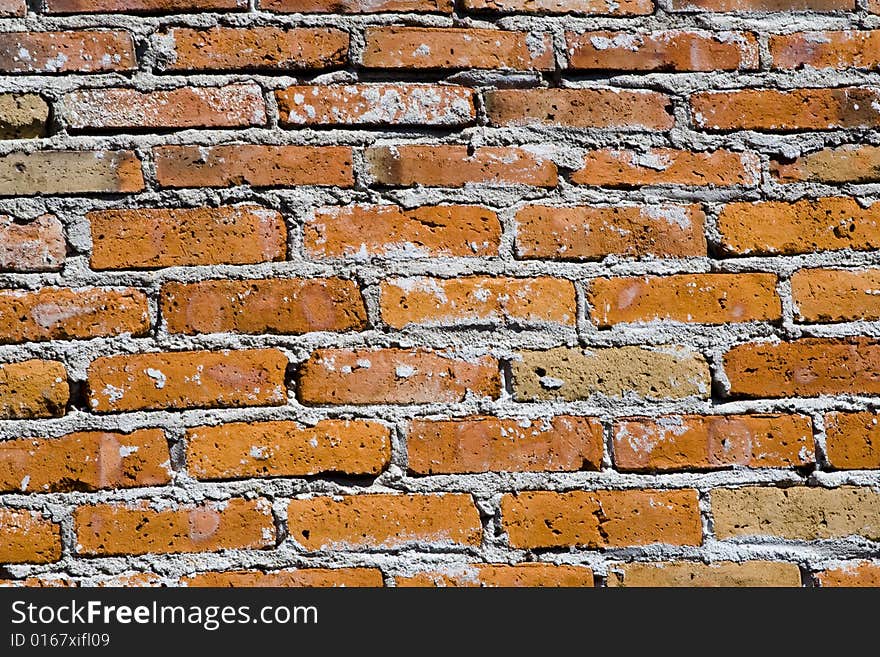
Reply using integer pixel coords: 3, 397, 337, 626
0, 510, 61, 564
0, 32, 135, 74
791, 268, 880, 322
183, 568, 385, 587
817, 562, 880, 587
0, 151, 144, 197
823, 412, 880, 469
397, 564, 595, 587
609, 561, 801, 587
771, 145, 880, 184
0, 360, 69, 420
0, 215, 65, 272
0, 94, 49, 139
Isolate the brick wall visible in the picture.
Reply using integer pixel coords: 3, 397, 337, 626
0, 0, 878, 588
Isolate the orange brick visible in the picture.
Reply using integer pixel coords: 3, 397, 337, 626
305, 205, 501, 259
362, 27, 553, 71
0, 287, 149, 344
609, 561, 801, 587
160, 27, 348, 72
0, 509, 61, 564
515, 204, 707, 260
0, 429, 170, 493
0, 151, 144, 197
817, 562, 880, 587
670, 0, 852, 9
0, 31, 135, 74
380, 276, 576, 328
276, 84, 475, 126
613, 414, 814, 472
87, 349, 288, 413
75, 499, 275, 556
0, 0, 25, 16
63, 85, 267, 131
288, 494, 481, 550
772, 145, 880, 183
154, 145, 353, 189
407, 415, 603, 474
397, 563, 594, 587
567, 31, 758, 71
0, 215, 65, 272
465, 0, 650, 13
366, 145, 556, 187
770, 31, 880, 70
485, 89, 673, 129
588, 273, 780, 326
186, 419, 390, 480
89, 206, 286, 270
823, 412, 880, 470
183, 568, 384, 587
0, 360, 68, 420
298, 348, 500, 405
161, 278, 366, 335
571, 148, 760, 187
691, 88, 880, 131
792, 268, 880, 322
501, 489, 702, 548
47, 0, 248, 11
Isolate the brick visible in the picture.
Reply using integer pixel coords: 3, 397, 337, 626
397, 564, 595, 587
485, 89, 674, 129
0, 429, 170, 493
47, 0, 248, 12
366, 145, 556, 187
718, 197, 880, 256
161, 27, 348, 72
363, 27, 553, 71
823, 412, 880, 469
380, 276, 576, 328
305, 205, 501, 259
298, 348, 500, 405
771, 145, 880, 184
0, 0, 25, 16
817, 562, 880, 587
792, 268, 880, 322
0, 287, 149, 344
63, 85, 267, 131
265, 0, 450, 10
613, 414, 814, 472
186, 419, 390, 480
770, 31, 880, 70
712, 486, 880, 540
691, 88, 880, 131
75, 499, 275, 556
567, 31, 758, 71
501, 489, 702, 548
571, 148, 760, 187
464, 0, 651, 13
89, 206, 286, 270
87, 349, 288, 413
288, 494, 481, 550
276, 84, 475, 127
725, 338, 880, 397
515, 204, 707, 260
0, 151, 144, 197
512, 346, 710, 401
588, 273, 781, 326
161, 278, 367, 335
183, 568, 384, 587
407, 415, 603, 474
609, 561, 801, 587
0, 31, 135, 74
0, 360, 68, 420
0, 215, 65, 272
0, 94, 49, 139
0, 509, 61, 564
669, 0, 852, 9
154, 145, 353, 189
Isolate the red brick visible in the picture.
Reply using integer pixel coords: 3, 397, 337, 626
0, 214, 65, 272
0, 31, 135, 74
791, 268, 880, 323
46, 0, 248, 12
772, 145, 880, 184
396, 563, 595, 587
0, 360, 68, 420
0, 0, 25, 16
817, 562, 880, 587
770, 31, 880, 70
823, 412, 880, 470
0, 151, 144, 197
670, 0, 852, 9
0, 509, 61, 564
183, 568, 384, 587
465, 0, 651, 13
264, 0, 451, 10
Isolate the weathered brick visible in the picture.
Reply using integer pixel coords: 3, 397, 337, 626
0, 360, 68, 420
512, 346, 710, 401
362, 27, 554, 70
264, 0, 451, 11
669, 0, 852, 9
154, 145, 353, 189
465, 0, 650, 12
613, 414, 814, 472
567, 31, 758, 71
485, 89, 674, 129
305, 205, 501, 259
609, 561, 801, 587
588, 273, 781, 326
0, 214, 65, 272
0, 509, 61, 564
0, 31, 135, 74
298, 348, 500, 405
186, 419, 390, 480
89, 206, 286, 270
823, 412, 880, 469
817, 562, 880, 587
712, 486, 880, 540
276, 84, 475, 126
288, 494, 482, 550
0, 287, 149, 344
571, 148, 760, 187
397, 564, 595, 587
160, 27, 348, 72
183, 568, 384, 587
501, 489, 702, 548
0, 0, 25, 16
407, 415, 603, 474
791, 268, 880, 323
87, 349, 288, 413
770, 31, 880, 70
771, 145, 880, 184
0, 429, 170, 493
75, 499, 275, 556
47, 0, 248, 11
366, 145, 556, 187
161, 278, 366, 335
0, 151, 144, 197
380, 276, 576, 328
0, 94, 49, 139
